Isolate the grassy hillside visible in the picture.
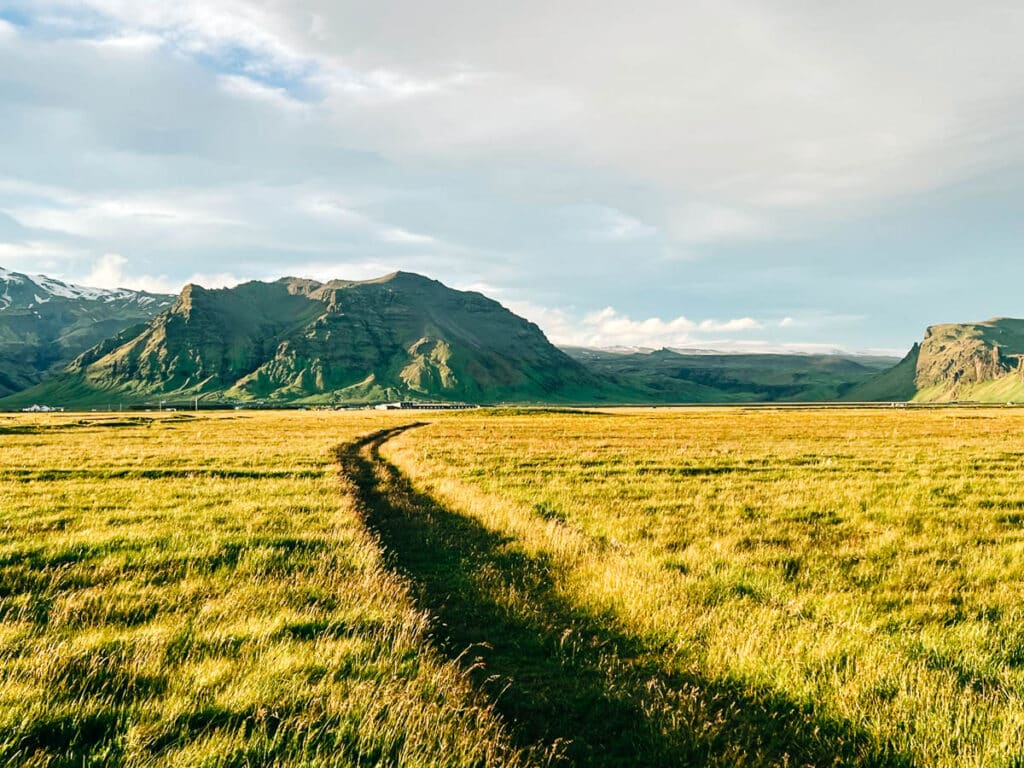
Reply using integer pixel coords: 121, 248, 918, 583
842, 344, 919, 401
0, 268, 171, 397
5, 273, 605, 408
3, 269, 917, 409
565, 347, 898, 402
850, 318, 1024, 403
914, 374, 1024, 403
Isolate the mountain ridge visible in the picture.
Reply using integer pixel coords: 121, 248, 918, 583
6, 266, 1023, 407
0, 268, 174, 397
7, 270, 605, 406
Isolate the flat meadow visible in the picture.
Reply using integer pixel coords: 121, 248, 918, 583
0, 411, 534, 768
383, 407, 1024, 767
2, 407, 1024, 766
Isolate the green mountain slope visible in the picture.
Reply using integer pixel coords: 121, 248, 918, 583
6, 272, 604, 406
0, 268, 172, 396
842, 344, 920, 402
563, 347, 898, 402
847, 318, 1024, 403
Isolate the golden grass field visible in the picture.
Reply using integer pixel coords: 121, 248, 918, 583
3, 407, 1024, 766
0, 412, 536, 768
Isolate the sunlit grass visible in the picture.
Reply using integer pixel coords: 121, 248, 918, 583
7, 407, 1024, 766
0, 411, 534, 767
384, 408, 1024, 767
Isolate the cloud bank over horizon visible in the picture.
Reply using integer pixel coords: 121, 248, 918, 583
2, 1, 1023, 351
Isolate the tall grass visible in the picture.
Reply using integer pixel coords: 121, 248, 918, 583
0, 412, 535, 767
384, 408, 1024, 767
7, 407, 1023, 766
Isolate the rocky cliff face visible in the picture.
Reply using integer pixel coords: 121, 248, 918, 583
847, 318, 1024, 402
0, 268, 173, 396
32, 271, 601, 404
914, 320, 1024, 390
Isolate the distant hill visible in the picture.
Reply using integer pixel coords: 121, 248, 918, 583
6, 272, 604, 406
563, 347, 898, 402
841, 345, 919, 402
0, 268, 172, 397
16, 266, 988, 409
846, 318, 1024, 403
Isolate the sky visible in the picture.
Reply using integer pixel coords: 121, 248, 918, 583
1, 1, 1023, 354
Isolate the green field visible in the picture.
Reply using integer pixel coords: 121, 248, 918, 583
0, 412, 533, 767
2, 408, 1024, 766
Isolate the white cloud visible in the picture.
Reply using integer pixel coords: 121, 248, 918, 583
274, 260, 400, 283
506, 299, 893, 353
0, 240, 86, 275
0, 177, 76, 203
587, 207, 657, 242
4, 194, 245, 240
504, 300, 579, 341
80, 253, 163, 292
75, 255, 425, 292
294, 195, 448, 249
0, 239, 82, 261
670, 203, 767, 244
182, 272, 247, 290
508, 302, 766, 349
456, 280, 504, 295
83, 33, 164, 52
218, 74, 309, 112
325, 67, 485, 103
298, 197, 368, 226
75, 253, 244, 294
2, 1, 1024, 352
379, 227, 439, 246
60, 0, 312, 76
13, 0, 1024, 230
698, 317, 763, 332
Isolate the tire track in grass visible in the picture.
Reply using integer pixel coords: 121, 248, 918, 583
336, 426, 913, 767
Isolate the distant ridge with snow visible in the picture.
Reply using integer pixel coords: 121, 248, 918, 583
0, 268, 173, 396
0, 268, 165, 309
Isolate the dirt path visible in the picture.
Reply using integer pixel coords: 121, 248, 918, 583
334, 426, 911, 767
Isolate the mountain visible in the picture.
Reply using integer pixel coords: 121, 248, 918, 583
846, 318, 1024, 402
563, 347, 899, 402
841, 344, 919, 402
0, 268, 173, 397
6, 272, 604, 406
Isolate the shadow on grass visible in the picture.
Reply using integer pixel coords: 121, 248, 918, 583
338, 426, 914, 768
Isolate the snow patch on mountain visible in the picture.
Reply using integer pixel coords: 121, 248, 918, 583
0, 267, 172, 308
